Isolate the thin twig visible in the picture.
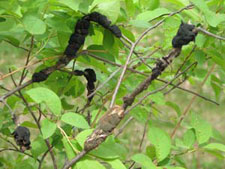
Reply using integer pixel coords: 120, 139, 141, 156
91, 99, 108, 127
3, 39, 29, 51
115, 117, 134, 138
57, 125, 78, 153
175, 45, 196, 75
126, 115, 151, 169
120, 38, 152, 70
0, 135, 19, 150
1, 99, 16, 124
197, 27, 225, 41
19, 36, 34, 85
139, 115, 150, 152
0, 55, 59, 80
163, 76, 188, 95
87, 68, 121, 99
121, 34, 133, 44
0, 80, 33, 102
157, 78, 219, 105
0, 148, 40, 163
110, 43, 136, 108
38, 148, 51, 169
170, 64, 216, 138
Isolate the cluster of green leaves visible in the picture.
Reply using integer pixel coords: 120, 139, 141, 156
0, 0, 225, 169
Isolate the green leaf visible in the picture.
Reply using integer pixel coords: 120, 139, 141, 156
150, 92, 165, 105
164, 167, 185, 169
131, 153, 156, 169
148, 127, 171, 161
146, 145, 156, 160
26, 87, 62, 116
76, 159, 106, 169
125, 0, 135, 17
90, 136, 126, 159
175, 138, 186, 148
20, 121, 38, 129
148, 0, 160, 10
103, 29, 115, 50
46, 16, 72, 33
0, 18, 16, 32
57, 0, 81, 11
31, 136, 48, 158
131, 106, 149, 123
61, 112, 90, 129
140, 0, 161, 10
209, 50, 225, 71
205, 11, 225, 28
166, 101, 181, 116
14, 160, 34, 169
41, 119, 57, 139
64, 78, 86, 98
183, 129, 196, 148
211, 79, 222, 99
120, 27, 135, 42
87, 45, 115, 62
136, 8, 170, 22
76, 129, 94, 148
96, 0, 120, 23
194, 50, 206, 65
191, 112, 212, 144
204, 143, 225, 152
129, 19, 151, 28
23, 15, 46, 35
62, 137, 76, 160
190, 0, 209, 13
195, 34, 206, 48
107, 159, 127, 169
89, 0, 111, 10
57, 31, 71, 48
190, 0, 225, 27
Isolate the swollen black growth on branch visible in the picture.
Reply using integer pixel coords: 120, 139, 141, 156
74, 68, 97, 102
64, 18, 90, 58
32, 70, 49, 82
31, 12, 122, 83
12, 126, 31, 152
172, 22, 198, 48
85, 12, 122, 38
